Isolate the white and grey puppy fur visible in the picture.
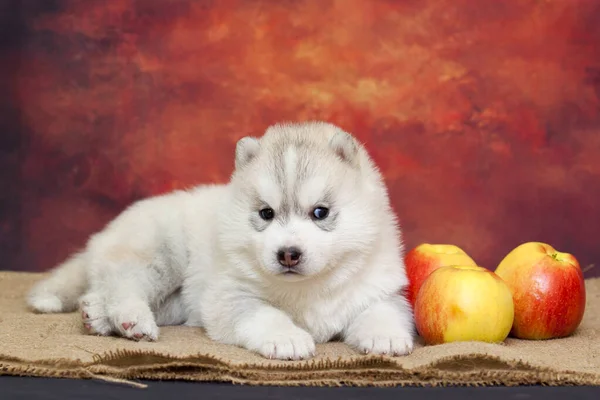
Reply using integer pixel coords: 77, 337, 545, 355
27, 121, 415, 360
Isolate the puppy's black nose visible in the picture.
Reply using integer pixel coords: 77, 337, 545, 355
277, 247, 302, 268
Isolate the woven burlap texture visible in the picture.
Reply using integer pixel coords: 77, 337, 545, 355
0, 272, 598, 387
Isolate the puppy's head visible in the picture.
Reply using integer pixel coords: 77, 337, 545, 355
221, 121, 389, 283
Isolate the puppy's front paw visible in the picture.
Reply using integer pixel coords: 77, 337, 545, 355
351, 333, 413, 356
250, 326, 316, 361
344, 295, 415, 357
345, 321, 414, 357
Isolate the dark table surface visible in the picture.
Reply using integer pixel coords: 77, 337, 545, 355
2, 377, 599, 400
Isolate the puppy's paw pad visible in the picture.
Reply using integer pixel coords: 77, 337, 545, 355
110, 304, 159, 342
128, 321, 158, 341
121, 322, 135, 331
129, 324, 159, 341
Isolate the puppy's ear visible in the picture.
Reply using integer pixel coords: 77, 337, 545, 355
235, 136, 261, 169
329, 131, 359, 167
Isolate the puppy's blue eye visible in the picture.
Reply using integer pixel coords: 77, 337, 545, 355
312, 207, 329, 220
259, 208, 275, 220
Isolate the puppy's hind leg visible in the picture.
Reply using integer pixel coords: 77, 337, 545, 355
80, 290, 112, 336
85, 244, 182, 342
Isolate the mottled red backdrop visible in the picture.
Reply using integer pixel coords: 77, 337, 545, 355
1, 0, 599, 278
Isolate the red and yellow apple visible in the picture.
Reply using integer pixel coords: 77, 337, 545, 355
494, 242, 586, 340
414, 265, 514, 345
404, 244, 478, 307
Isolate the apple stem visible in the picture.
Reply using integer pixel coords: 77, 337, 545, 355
583, 264, 595, 273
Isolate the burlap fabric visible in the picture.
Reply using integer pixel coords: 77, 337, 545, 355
0, 272, 598, 388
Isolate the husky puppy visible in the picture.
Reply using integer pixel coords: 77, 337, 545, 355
27, 121, 415, 360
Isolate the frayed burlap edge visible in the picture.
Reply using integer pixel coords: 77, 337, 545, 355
1, 349, 599, 389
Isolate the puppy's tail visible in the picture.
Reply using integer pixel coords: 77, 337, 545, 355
27, 253, 88, 313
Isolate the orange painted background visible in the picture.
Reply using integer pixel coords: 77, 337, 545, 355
1, 0, 599, 278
